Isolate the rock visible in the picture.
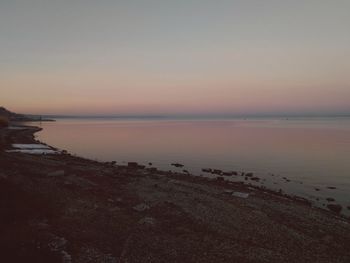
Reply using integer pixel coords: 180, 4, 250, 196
223, 172, 232, 176
212, 169, 222, 175
315, 188, 320, 191
146, 167, 158, 173
35, 220, 50, 230
183, 169, 189, 174
109, 206, 120, 212
326, 198, 335, 202
64, 181, 73, 186
133, 203, 150, 212
321, 235, 333, 243
171, 163, 184, 168
250, 177, 260, 181
232, 192, 249, 198
224, 189, 234, 194
127, 162, 145, 169
327, 186, 337, 189
47, 170, 65, 177
148, 162, 153, 166
61, 250, 72, 263
0, 172, 8, 179
245, 172, 253, 177
138, 217, 155, 226
128, 162, 139, 168
202, 168, 212, 173
327, 204, 342, 214
49, 236, 67, 251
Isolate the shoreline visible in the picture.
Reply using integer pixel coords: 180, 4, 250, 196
1, 124, 350, 262
10, 124, 324, 211
32, 122, 348, 218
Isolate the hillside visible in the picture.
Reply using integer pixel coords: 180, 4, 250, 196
0, 107, 53, 122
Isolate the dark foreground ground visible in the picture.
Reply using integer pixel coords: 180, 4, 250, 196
1, 125, 350, 263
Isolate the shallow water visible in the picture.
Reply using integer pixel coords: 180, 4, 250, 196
33, 117, 350, 215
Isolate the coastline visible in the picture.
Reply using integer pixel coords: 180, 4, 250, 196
1, 124, 350, 262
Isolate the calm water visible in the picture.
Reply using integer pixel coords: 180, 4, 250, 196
34, 117, 350, 215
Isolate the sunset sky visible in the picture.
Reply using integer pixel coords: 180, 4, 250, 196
1, 0, 349, 116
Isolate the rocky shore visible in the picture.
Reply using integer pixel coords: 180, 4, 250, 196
1, 125, 350, 262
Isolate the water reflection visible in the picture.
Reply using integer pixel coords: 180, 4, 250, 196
35, 118, 350, 215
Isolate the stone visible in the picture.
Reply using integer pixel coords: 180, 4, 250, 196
128, 162, 138, 168
61, 251, 72, 263
109, 206, 120, 212
0, 173, 8, 179
326, 198, 335, 202
49, 237, 67, 251
133, 203, 150, 212
138, 217, 155, 226
327, 204, 342, 214
232, 192, 249, 198
171, 163, 184, 168
127, 162, 145, 169
47, 170, 65, 177
245, 173, 253, 177
212, 169, 222, 175
146, 167, 158, 173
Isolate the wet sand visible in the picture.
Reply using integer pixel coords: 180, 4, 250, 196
1, 125, 350, 262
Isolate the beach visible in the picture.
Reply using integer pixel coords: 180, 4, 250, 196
1, 124, 350, 262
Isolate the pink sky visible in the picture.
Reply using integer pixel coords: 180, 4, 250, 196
1, 1, 349, 116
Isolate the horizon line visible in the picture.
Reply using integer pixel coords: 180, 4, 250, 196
28, 113, 350, 119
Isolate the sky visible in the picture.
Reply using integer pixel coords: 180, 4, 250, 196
1, 0, 350, 116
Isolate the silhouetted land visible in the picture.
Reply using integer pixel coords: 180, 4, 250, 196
0, 107, 54, 122
1, 122, 350, 262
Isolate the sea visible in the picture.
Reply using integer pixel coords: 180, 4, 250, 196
32, 116, 350, 215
